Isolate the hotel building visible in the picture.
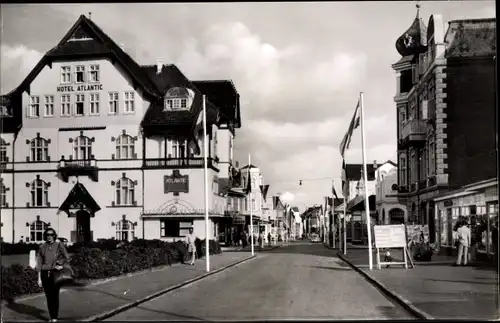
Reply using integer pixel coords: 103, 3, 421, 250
392, 12, 497, 249
0, 14, 242, 244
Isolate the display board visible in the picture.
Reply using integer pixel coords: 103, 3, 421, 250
374, 224, 407, 248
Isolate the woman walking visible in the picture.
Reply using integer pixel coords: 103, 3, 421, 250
36, 228, 70, 322
186, 228, 197, 266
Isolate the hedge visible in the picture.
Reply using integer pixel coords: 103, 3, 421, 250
1, 238, 221, 302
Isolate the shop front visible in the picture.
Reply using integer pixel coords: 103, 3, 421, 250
434, 178, 498, 258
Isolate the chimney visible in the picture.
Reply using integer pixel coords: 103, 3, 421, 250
373, 160, 378, 169
156, 60, 163, 74
120, 43, 125, 51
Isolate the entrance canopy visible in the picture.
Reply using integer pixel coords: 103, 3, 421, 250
59, 182, 101, 217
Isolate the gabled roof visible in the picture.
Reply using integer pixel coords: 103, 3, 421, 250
240, 164, 258, 170
13, 15, 159, 100
191, 80, 241, 128
345, 164, 376, 181
59, 182, 101, 215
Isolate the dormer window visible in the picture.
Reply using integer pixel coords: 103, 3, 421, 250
164, 87, 194, 111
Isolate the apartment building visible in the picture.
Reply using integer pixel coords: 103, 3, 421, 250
393, 12, 496, 244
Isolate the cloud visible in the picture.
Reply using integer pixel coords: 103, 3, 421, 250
278, 192, 295, 203
0, 44, 43, 93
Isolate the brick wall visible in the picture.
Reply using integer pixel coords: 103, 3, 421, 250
444, 57, 496, 189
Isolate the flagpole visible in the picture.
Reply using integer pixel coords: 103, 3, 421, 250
332, 181, 335, 249
248, 154, 255, 256
202, 95, 210, 272
343, 197, 347, 255
359, 92, 373, 270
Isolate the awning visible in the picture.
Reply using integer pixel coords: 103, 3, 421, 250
59, 182, 101, 216
347, 194, 376, 212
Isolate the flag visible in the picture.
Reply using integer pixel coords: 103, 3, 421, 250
339, 98, 361, 158
332, 182, 340, 203
341, 159, 348, 198
245, 166, 252, 194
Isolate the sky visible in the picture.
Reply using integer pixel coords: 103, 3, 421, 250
0, 2, 496, 211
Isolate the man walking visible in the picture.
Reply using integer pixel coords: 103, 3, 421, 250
454, 219, 471, 266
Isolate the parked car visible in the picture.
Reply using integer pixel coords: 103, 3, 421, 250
310, 233, 321, 243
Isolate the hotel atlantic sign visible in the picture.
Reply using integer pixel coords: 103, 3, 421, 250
164, 170, 189, 196
57, 84, 103, 92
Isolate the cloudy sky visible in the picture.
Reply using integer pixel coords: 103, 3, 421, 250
1, 2, 495, 211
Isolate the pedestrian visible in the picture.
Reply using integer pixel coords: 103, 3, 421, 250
454, 219, 471, 266
469, 216, 478, 261
185, 228, 196, 266
492, 221, 498, 267
36, 228, 70, 322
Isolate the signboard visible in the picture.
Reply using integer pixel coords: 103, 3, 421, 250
233, 215, 245, 225
374, 224, 407, 249
164, 170, 189, 195
57, 84, 103, 92
406, 225, 430, 246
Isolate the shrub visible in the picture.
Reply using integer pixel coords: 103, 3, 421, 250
194, 238, 222, 258
1, 242, 40, 255
1, 239, 218, 302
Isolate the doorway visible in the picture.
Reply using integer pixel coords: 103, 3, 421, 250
76, 210, 91, 243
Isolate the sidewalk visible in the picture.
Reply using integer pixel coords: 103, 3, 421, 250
221, 244, 284, 252
338, 247, 499, 320
2, 252, 254, 322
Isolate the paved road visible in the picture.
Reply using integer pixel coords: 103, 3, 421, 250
105, 242, 415, 321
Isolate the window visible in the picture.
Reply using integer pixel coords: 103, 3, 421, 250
428, 141, 436, 176
0, 138, 7, 163
89, 93, 100, 115
61, 66, 71, 84
164, 98, 187, 110
399, 155, 407, 186
109, 92, 119, 114
44, 95, 54, 117
124, 91, 135, 113
75, 94, 85, 116
116, 219, 135, 241
170, 139, 187, 158
164, 87, 193, 111
30, 138, 49, 162
29, 96, 40, 117
116, 134, 135, 159
115, 177, 135, 206
61, 95, 71, 116
0, 182, 6, 207
75, 65, 85, 83
30, 179, 48, 207
89, 65, 100, 82
74, 135, 92, 160
29, 219, 49, 242
160, 219, 180, 237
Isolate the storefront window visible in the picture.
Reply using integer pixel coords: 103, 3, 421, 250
476, 206, 488, 252
487, 203, 498, 253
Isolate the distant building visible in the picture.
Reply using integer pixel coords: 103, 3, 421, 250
375, 163, 407, 224
392, 12, 497, 246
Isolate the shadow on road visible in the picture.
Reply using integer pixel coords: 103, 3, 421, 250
134, 305, 214, 322
307, 265, 352, 272
5, 302, 48, 321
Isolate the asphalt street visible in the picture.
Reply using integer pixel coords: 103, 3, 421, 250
105, 242, 415, 321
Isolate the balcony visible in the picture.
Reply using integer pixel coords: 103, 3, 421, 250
143, 157, 218, 170
57, 156, 98, 182
399, 119, 427, 147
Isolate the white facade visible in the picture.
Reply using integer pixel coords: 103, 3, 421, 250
375, 164, 408, 224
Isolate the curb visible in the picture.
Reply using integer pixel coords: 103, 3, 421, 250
83, 254, 257, 321
336, 252, 433, 320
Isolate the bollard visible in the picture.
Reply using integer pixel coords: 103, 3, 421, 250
29, 249, 37, 269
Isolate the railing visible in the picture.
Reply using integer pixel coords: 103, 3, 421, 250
400, 119, 427, 141
59, 159, 97, 168
144, 158, 204, 168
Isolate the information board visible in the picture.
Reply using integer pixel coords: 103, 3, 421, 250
374, 224, 407, 249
